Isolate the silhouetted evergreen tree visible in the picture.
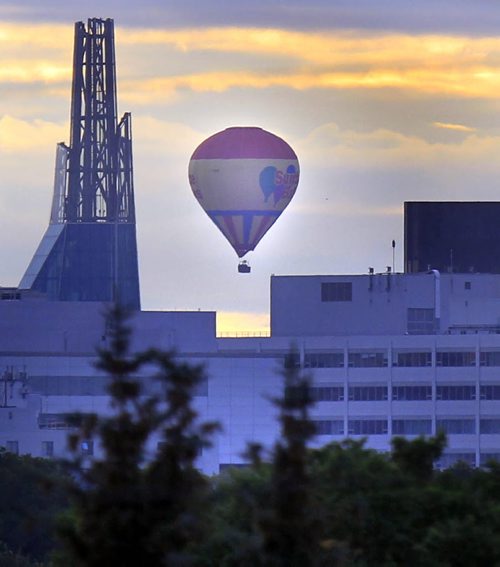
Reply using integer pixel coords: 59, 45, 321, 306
0, 542, 44, 567
194, 354, 322, 566
48, 325, 500, 566
55, 305, 218, 567
259, 361, 320, 566
392, 432, 446, 481
0, 451, 68, 564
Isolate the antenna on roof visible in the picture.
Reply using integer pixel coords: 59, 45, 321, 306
392, 240, 396, 273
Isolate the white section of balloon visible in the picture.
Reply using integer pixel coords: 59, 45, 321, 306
188, 127, 300, 262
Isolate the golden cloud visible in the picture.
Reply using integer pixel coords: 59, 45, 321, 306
0, 115, 67, 151
116, 27, 500, 98
294, 122, 500, 174
432, 121, 477, 132
0, 60, 70, 83
2, 21, 500, 99
0, 22, 71, 48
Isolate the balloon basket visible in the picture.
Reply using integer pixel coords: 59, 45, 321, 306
238, 260, 251, 274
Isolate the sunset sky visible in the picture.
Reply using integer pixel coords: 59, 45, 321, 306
2, 1, 500, 333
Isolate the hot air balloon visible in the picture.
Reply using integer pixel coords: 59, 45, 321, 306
188, 127, 300, 273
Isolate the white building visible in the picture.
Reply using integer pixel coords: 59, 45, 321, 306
2, 269, 500, 474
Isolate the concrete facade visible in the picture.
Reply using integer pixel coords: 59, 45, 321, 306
3, 272, 500, 473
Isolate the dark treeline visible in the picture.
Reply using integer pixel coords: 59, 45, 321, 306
2, 307, 500, 566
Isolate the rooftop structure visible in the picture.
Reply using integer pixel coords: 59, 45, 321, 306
405, 201, 500, 275
271, 271, 500, 337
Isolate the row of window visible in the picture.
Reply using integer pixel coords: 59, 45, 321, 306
436, 453, 476, 468
311, 385, 500, 402
314, 418, 500, 436
407, 308, 435, 334
349, 386, 388, 401
314, 419, 389, 436
437, 385, 475, 400
349, 352, 388, 368
289, 351, 500, 368
311, 386, 344, 402
29, 376, 209, 397
321, 282, 352, 302
302, 351, 390, 368
396, 352, 432, 367
38, 413, 83, 429
304, 352, 344, 368
393, 385, 432, 401
437, 352, 475, 367
393, 419, 431, 435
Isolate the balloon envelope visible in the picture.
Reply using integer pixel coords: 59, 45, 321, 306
188, 127, 300, 258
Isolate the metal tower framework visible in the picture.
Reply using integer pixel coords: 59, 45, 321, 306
66, 18, 134, 223
20, 18, 140, 309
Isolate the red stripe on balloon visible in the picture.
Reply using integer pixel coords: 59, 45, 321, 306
249, 216, 273, 250
223, 216, 243, 256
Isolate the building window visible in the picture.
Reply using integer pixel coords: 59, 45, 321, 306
436, 351, 476, 367
348, 419, 388, 435
219, 463, 250, 472
283, 353, 301, 369
436, 385, 476, 400
348, 386, 388, 401
1, 291, 20, 300
304, 352, 344, 368
480, 419, 500, 434
436, 453, 476, 469
41, 441, 54, 457
392, 419, 432, 435
321, 282, 352, 302
5, 441, 18, 455
436, 419, 475, 434
311, 386, 344, 402
480, 385, 500, 400
38, 413, 84, 429
480, 453, 500, 466
407, 308, 435, 335
394, 351, 432, 367
480, 351, 500, 367
348, 351, 388, 368
392, 385, 432, 401
80, 440, 93, 456
314, 420, 344, 435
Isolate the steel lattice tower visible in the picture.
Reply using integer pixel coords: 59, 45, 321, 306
20, 18, 140, 309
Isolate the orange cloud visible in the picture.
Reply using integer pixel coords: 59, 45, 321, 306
432, 122, 477, 132
117, 27, 500, 99
3, 21, 500, 99
0, 22, 71, 47
0, 115, 67, 151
